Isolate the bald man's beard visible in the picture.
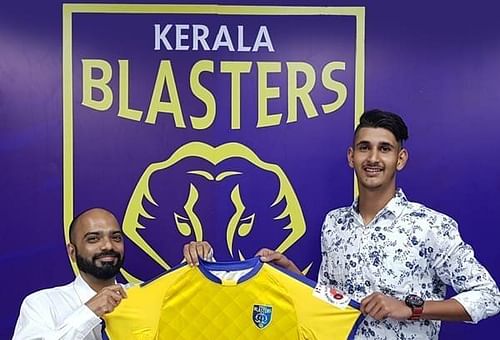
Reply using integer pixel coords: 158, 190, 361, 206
75, 249, 124, 280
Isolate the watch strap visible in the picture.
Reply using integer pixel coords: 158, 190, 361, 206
409, 306, 423, 320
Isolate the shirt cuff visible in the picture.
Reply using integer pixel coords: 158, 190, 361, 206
65, 304, 102, 336
452, 292, 486, 323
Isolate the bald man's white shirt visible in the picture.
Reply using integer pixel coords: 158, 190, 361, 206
13, 275, 103, 340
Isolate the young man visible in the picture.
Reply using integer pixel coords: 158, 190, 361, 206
312, 109, 500, 338
185, 109, 500, 339
13, 208, 127, 340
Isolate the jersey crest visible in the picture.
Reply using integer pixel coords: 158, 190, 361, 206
252, 304, 273, 329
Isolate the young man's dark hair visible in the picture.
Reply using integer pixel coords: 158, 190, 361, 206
355, 109, 409, 145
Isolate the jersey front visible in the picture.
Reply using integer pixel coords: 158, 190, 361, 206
104, 257, 363, 339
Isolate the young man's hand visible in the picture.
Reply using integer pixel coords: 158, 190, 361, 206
255, 248, 302, 275
360, 292, 412, 320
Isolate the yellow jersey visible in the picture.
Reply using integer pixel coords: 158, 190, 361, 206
104, 257, 362, 339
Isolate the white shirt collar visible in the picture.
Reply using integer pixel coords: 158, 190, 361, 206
73, 275, 98, 303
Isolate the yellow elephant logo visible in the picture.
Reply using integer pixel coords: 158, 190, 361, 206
121, 141, 307, 282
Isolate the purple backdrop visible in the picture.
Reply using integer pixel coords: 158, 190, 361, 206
1, 1, 499, 339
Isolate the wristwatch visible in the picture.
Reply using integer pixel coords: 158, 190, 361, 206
405, 294, 424, 320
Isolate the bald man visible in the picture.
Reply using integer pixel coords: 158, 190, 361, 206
13, 208, 127, 340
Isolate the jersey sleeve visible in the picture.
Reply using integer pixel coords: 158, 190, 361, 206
267, 264, 363, 340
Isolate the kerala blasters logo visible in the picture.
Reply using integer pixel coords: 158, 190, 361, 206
252, 304, 273, 329
120, 141, 307, 282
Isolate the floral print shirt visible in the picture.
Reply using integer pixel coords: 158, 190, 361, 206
319, 189, 500, 339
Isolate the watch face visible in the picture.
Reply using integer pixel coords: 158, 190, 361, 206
405, 294, 424, 308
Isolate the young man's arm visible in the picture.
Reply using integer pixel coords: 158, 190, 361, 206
359, 292, 472, 321
361, 215, 500, 323
430, 216, 500, 323
364, 215, 500, 323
